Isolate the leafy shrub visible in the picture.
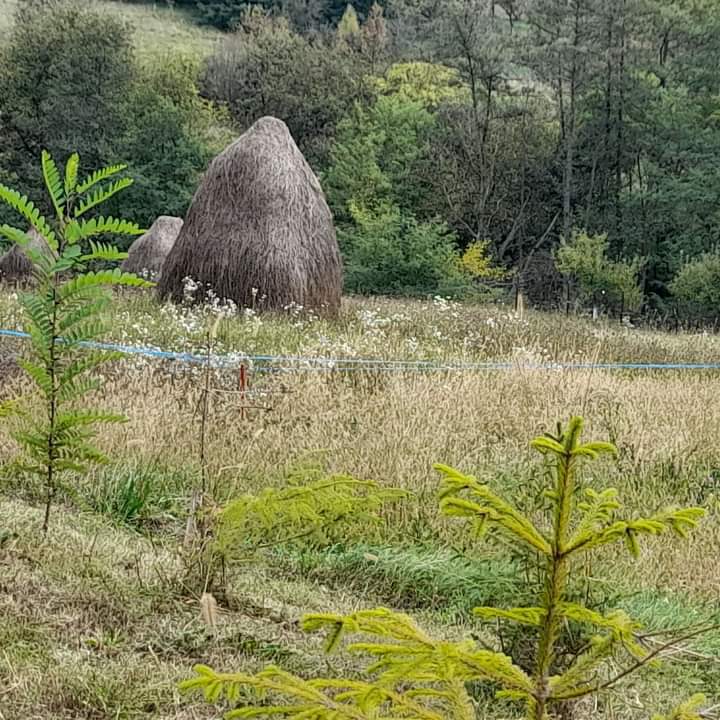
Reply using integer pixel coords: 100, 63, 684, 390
184, 417, 711, 720
324, 94, 437, 224
341, 202, 470, 297
200, 10, 362, 164
0, 2, 134, 225
184, 472, 404, 594
555, 230, 644, 313
670, 252, 720, 323
371, 62, 470, 109
460, 240, 508, 280
195, 0, 250, 29
112, 54, 220, 229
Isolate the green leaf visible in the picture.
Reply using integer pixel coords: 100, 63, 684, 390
474, 606, 546, 626
558, 604, 646, 658
74, 178, 134, 217
64, 153, 80, 197
19, 293, 54, 339
57, 298, 111, 334
55, 410, 127, 429
0, 184, 57, 250
530, 436, 565, 455
17, 359, 53, 395
41, 150, 65, 221
80, 241, 128, 263
0, 225, 34, 248
435, 464, 551, 556
62, 244, 83, 259
574, 441, 617, 458
653, 694, 708, 720
59, 352, 122, 386
59, 269, 152, 300
57, 377, 102, 405
61, 319, 112, 345
75, 163, 127, 194
65, 216, 145, 244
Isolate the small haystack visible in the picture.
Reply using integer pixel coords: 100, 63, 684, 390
0, 228, 53, 284
157, 116, 342, 314
121, 216, 183, 279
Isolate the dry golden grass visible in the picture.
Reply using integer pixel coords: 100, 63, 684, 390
101, 366, 720, 599
0, 497, 380, 720
2, 352, 718, 596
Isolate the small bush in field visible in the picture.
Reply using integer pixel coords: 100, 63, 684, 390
555, 230, 643, 313
670, 252, 720, 323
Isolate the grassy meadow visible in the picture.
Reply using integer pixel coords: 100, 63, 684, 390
0, 0, 222, 57
1, 288, 719, 719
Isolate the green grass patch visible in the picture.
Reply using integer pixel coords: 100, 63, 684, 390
281, 543, 525, 619
79, 461, 192, 531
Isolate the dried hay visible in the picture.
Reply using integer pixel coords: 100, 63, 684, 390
0, 228, 54, 284
157, 116, 342, 314
121, 216, 183, 279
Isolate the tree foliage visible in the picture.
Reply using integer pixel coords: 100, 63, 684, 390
555, 231, 644, 313
184, 465, 405, 594
216, 475, 405, 562
341, 201, 469, 297
669, 253, 720, 323
200, 10, 364, 164
0, 2, 216, 231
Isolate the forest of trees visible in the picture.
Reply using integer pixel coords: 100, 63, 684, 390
2, 0, 720, 321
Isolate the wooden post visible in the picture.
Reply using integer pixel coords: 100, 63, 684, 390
239, 364, 248, 420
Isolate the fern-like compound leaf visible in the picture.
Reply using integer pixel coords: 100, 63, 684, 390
64, 153, 80, 196
80, 240, 129, 263
41, 150, 66, 220
74, 178, 134, 217
0, 184, 57, 249
75, 163, 127, 194
65, 216, 144, 243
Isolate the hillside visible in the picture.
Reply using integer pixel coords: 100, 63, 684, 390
0, 0, 222, 56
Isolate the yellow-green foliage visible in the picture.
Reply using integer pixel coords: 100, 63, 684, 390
459, 240, 508, 280
215, 476, 406, 563
186, 470, 405, 595
183, 418, 710, 720
372, 61, 470, 109
336, 3, 361, 40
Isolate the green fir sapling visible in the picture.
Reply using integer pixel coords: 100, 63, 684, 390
183, 417, 712, 720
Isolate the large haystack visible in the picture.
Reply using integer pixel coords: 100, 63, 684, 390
0, 229, 53, 284
157, 116, 342, 314
121, 216, 183, 279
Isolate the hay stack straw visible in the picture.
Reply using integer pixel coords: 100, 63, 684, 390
121, 216, 183, 279
0, 228, 53, 284
157, 116, 342, 314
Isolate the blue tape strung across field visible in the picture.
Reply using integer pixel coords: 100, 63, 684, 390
2, 327, 720, 373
